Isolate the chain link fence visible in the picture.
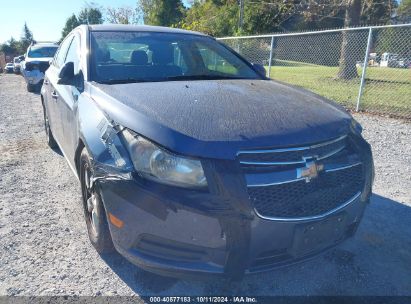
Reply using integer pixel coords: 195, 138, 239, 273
218, 24, 411, 119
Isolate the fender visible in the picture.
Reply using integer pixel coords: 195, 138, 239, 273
75, 92, 134, 183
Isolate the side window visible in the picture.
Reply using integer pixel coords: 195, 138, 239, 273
196, 43, 239, 76
54, 36, 73, 68
172, 44, 188, 73
65, 35, 81, 73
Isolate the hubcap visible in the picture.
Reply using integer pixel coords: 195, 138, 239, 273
43, 112, 50, 138
84, 165, 100, 236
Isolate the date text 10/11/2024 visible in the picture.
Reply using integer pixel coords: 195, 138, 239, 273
148, 297, 258, 303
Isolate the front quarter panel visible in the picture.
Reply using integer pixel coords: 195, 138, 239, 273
76, 91, 134, 178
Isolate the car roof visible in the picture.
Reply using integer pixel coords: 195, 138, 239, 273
30, 43, 58, 48
29, 42, 59, 49
87, 24, 208, 37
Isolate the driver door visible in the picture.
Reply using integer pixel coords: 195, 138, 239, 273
45, 34, 74, 146
55, 33, 83, 162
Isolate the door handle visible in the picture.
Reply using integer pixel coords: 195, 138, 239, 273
51, 91, 59, 99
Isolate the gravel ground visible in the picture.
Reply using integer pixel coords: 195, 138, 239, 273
0, 73, 410, 297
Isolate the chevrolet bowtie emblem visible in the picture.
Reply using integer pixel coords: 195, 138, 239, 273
297, 160, 324, 183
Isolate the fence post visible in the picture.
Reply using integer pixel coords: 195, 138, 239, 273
356, 27, 373, 112
268, 36, 274, 78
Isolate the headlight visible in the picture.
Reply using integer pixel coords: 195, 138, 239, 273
351, 119, 363, 134
122, 129, 207, 188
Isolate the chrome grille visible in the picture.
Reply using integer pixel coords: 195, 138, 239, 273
238, 136, 365, 220
238, 135, 347, 165
248, 165, 363, 219
25, 61, 50, 73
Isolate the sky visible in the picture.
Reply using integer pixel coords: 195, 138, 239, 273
0, 0, 191, 44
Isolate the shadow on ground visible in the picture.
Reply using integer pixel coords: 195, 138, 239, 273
99, 194, 411, 296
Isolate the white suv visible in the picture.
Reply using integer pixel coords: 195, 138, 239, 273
22, 42, 58, 92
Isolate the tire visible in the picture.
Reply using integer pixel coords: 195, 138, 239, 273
42, 103, 58, 149
80, 148, 114, 253
27, 83, 35, 92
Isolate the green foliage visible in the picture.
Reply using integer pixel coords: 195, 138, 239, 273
287, 0, 396, 31
78, 8, 104, 25
360, 0, 397, 25
106, 6, 137, 24
0, 37, 19, 56
269, 62, 411, 116
59, 6, 103, 43
175, 0, 398, 37
374, 26, 411, 58
139, 0, 185, 26
20, 23, 33, 51
397, 0, 411, 22
242, 1, 295, 35
61, 14, 80, 42
0, 23, 34, 56
177, 0, 297, 36
177, 0, 239, 36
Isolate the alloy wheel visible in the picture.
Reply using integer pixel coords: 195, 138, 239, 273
83, 164, 100, 237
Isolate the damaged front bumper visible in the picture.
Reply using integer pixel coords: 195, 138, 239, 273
95, 162, 370, 280
23, 70, 44, 86
86, 118, 373, 280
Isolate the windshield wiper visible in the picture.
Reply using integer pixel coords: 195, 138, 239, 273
97, 78, 150, 85
165, 75, 251, 81
97, 75, 252, 84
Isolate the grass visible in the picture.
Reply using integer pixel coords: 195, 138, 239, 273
267, 61, 411, 118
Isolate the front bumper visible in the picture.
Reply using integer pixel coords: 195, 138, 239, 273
23, 70, 44, 85
91, 128, 373, 280
97, 174, 368, 280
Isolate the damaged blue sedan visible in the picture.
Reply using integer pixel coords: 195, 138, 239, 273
41, 24, 374, 280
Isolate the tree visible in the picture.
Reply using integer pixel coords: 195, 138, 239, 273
138, 0, 185, 26
61, 14, 80, 42
178, 0, 397, 38
361, 0, 396, 24
288, 0, 395, 31
78, 7, 104, 24
106, 6, 137, 24
242, 0, 295, 35
0, 37, 19, 57
397, 0, 411, 22
178, 0, 239, 36
337, 0, 361, 79
20, 23, 33, 52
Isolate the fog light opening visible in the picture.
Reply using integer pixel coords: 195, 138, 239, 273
108, 213, 124, 228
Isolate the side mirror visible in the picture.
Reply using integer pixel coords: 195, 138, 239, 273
252, 63, 267, 77
57, 62, 74, 85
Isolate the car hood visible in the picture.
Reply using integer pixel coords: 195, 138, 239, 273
90, 79, 352, 159
25, 57, 52, 63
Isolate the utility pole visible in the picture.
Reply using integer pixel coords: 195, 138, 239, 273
84, 1, 91, 25
239, 0, 244, 32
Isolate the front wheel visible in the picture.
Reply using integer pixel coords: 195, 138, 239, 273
27, 83, 35, 92
42, 103, 58, 149
80, 148, 114, 253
